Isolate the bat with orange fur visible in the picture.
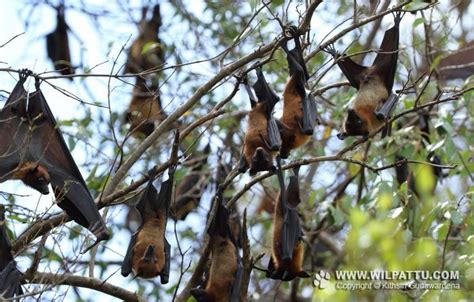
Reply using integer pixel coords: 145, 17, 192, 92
279, 28, 319, 158
324, 12, 403, 139
190, 198, 242, 301
121, 132, 179, 281
239, 66, 281, 175
0, 70, 109, 245
267, 159, 310, 281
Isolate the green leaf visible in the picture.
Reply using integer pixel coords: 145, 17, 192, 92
413, 17, 424, 27
141, 42, 160, 55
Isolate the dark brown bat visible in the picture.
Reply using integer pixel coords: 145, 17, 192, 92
190, 198, 242, 302
46, 5, 75, 78
267, 160, 310, 281
0, 206, 22, 298
124, 5, 164, 74
239, 66, 281, 175
170, 144, 210, 220
0, 71, 109, 244
125, 77, 165, 137
279, 28, 319, 158
324, 12, 403, 139
121, 162, 176, 282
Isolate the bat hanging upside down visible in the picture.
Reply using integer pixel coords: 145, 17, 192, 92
267, 158, 310, 281
239, 65, 282, 175
279, 27, 319, 158
46, 4, 75, 78
324, 12, 404, 139
121, 132, 179, 282
190, 196, 243, 302
0, 70, 109, 245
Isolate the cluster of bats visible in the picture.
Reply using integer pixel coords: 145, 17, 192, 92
0, 4, 449, 300
46, 4, 165, 137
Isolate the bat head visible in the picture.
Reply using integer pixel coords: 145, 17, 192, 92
16, 163, 50, 195
338, 109, 368, 139
249, 147, 274, 175
133, 244, 161, 278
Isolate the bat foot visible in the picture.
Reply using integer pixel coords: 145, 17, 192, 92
322, 44, 338, 58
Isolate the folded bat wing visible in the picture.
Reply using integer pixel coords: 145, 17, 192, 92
0, 261, 23, 298
0, 206, 22, 298
121, 232, 138, 277
336, 55, 367, 90
0, 73, 29, 180
253, 67, 280, 119
373, 12, 402, 92
27, 89, 108, 241
253, 67, 282, 151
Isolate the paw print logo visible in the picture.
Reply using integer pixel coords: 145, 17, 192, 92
313, 270, 330, 289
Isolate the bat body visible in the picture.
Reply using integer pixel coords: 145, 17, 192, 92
191, 199, 242, 302
239, 67, 281, 175
46, 5, 74, 78
268, 162, 309, 281
121, 165, 175, 282
0, 206, 22, 298
125, 5, 163, 74
325, 13, 402, 139
0, 71, 109, 243
170, 145, 210, 220
125, 77, 164, 137
279, 29, 319, 158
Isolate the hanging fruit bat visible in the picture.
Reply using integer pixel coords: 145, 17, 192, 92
121, 163, 175, 281
239, 66, 282, 175
124, 4, 164, 74
0, 206, 22, 298
324, 12, 403, 139
267, 160, 310, 281
190, 198, 242, 302
170, 144, 210, 220
279, 28, 319, 158
0, 71, 109, 244
125, 77, 165, 137
46, 5, 75, 78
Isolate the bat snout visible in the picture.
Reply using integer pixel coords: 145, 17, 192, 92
39, 185, 50, 195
